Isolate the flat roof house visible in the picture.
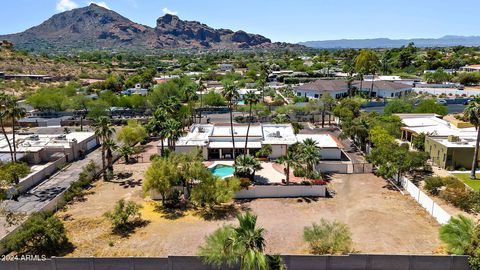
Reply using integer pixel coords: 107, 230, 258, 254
460, 65, 480, 72
0, 132, 98, 164
397, 113, 478, 170
159, 123, 343, 161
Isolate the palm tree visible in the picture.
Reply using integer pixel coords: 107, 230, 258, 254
199, 212, 269, 270
439, 215, 475, 255
235, 154, 263, 180
198, 78, 207, 123
244, 91, 260, 154
163, 119, 183, 151
104, 139, 117, 174
7, 98, 26, 162
184, 83, 198, 124
276, 151, 298, 185
119, 145, 134, 164
300, 139, 322, 177
0, 94, 14, 161
222, 80, 240, 161
355, 49, 379, 99
319, 93, 335, 127
147, 108, 168, 156
291, 122, 304, 135
464, 101, 480, 179
94, 116, 115, 181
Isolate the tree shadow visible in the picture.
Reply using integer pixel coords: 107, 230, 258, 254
195, 203, 251, 221
153, 202, 187, 220
296, 197, 320, 203
112, 219, 150, 238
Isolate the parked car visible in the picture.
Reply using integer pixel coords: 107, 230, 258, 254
437, 99, 447, 105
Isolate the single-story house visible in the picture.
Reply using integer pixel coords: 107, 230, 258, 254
159, 124, 344, 161
294, 79, 412, 99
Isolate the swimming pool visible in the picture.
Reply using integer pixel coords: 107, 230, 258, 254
209, 165, 235, 178
237, 100, 245, 105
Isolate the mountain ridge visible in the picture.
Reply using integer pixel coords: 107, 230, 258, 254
299, 36, 480, 49
0, 4, 299, 52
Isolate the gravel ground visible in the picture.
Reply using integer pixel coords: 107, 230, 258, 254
58, 161, 441, 257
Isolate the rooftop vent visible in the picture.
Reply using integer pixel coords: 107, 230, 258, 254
29, 135, 39, 141
447, 135, 460, 142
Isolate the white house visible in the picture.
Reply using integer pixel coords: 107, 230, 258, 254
160, 123, 344, 161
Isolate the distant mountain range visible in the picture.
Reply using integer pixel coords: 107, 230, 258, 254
299, 36, 480, 49
0, 4, 299, 53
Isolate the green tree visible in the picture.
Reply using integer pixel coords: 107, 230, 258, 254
275, 151, 298, 185
244, 92, 260, 154
439, 215, 475, 255
118, 145, 134, 164
464, 101, 480, 179
104, 199, 143, 232
94, 116, 115, 181
104, 139, 117, 175
299, 138, 322, 178
222, 80, 240, 161
319, 93, 335, 127
0, 93, 15, 161
414, 99, 448, 116
303, 219, 353, 255
163, 119, 183, 151
147, 108, 168, 155
203, 91, 226, 106
143, 158, 178, 206
1, 212, 70, 256
355, 49, 380, 98
191, 175, 240, 209
0, 161, 30, 187
117, 119, 147, 146
384, 99, 414, 115
6, 97, 26, 163
199, 212, 270, 270
235, 155, 263, 180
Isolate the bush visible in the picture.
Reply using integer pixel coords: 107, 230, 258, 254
303, 219, 353, 255
293, 167, 306, 177
239, 178, 251, 189
104, 199, 143, 232
424, 176, 446, 195
1, 212, 70, 256
149, 153, 161, 161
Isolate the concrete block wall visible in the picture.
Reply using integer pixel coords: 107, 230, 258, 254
0, 255, 470, 270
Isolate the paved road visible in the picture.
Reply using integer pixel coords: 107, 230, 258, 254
3, 148, 103, 214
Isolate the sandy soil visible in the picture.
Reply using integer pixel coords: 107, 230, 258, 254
57, 144, 441, 256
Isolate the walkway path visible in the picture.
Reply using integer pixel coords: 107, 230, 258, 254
3, 147, 103, 214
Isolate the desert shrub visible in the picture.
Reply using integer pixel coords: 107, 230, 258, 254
1, 212, 70, 256
62, 160, 98, 203
104, 199, 143, 231
239, 178, 251, 189
424, 176, 446, 195
303, 219, 353, 255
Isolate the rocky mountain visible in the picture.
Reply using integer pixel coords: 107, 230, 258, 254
0, 4, 296, 52
299, 36, 480, 49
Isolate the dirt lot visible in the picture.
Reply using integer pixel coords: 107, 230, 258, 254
57, 147, 441, 256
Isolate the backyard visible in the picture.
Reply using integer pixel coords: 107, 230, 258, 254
453, 173, 480, 191
56, 150, 441, 256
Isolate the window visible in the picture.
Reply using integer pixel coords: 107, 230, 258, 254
314, 94, 319, 98
297, 92, 301, 96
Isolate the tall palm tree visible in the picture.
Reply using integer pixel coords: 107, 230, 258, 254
104, 139, 117, 173
147, 108, 168, 155
7, 98, 26, 162
464, 101, 480, 179
275, 151, 298, 185
199, 212, 269, 270
222, 80, 240, 161
163, 119, 183, 151
243, 91, 260, 154
94, 116, 115, 181
184, 83, 198, 124
0, 94, 14, 161
235, 154, 263, 180
198, 78, 207, 123
300, 139, 322, 177
319, 92, 335, 128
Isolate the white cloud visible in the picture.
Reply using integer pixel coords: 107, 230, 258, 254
56, 0, 79, 12
162, 7, 178, 16
88, 1, 110, 9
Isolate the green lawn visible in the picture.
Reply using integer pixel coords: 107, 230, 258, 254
454, 173, 480, 191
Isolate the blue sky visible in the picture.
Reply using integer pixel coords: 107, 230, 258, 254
1, 0, 480, 43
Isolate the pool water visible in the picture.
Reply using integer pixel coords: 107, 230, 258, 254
209, 165, 235, 177
237, 100, 245, 105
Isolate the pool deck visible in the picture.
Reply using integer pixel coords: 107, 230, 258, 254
205, 160, 285, 184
